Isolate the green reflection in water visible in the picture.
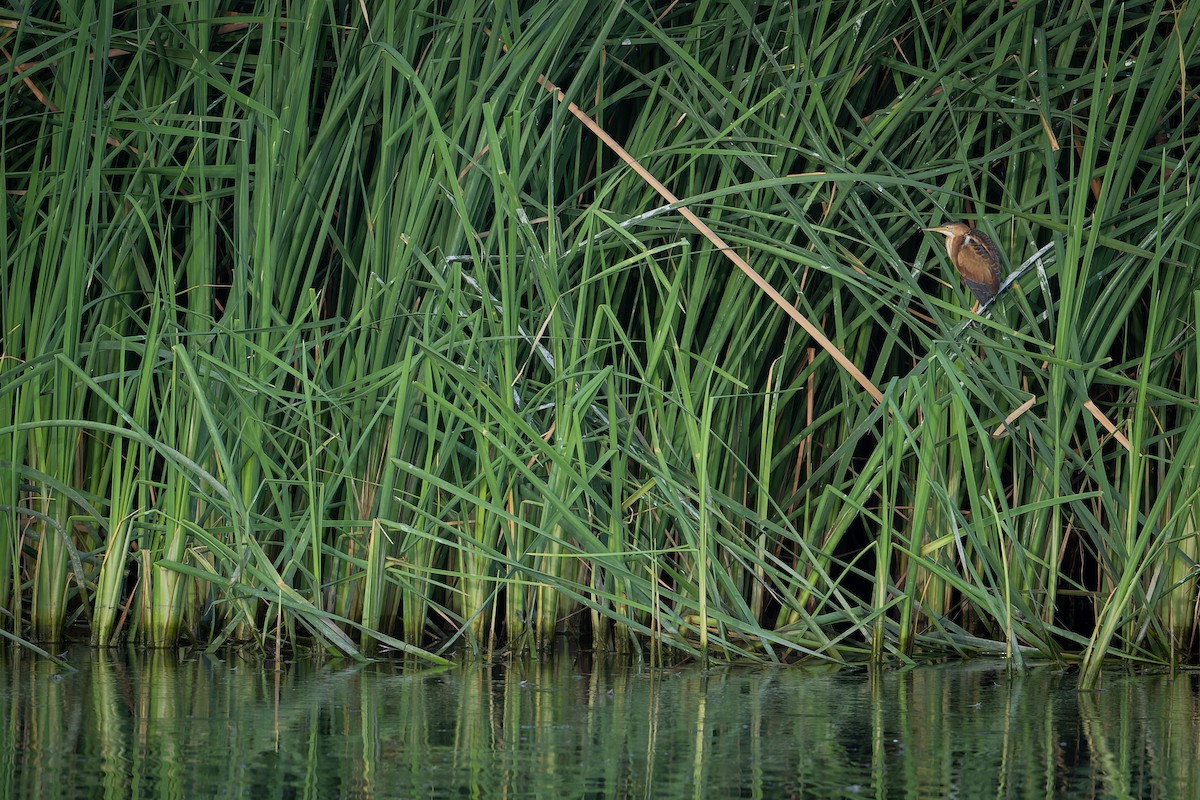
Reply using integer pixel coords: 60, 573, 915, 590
1, 650, 1197, 798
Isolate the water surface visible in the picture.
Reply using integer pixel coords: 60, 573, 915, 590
3, 648, 1196, 798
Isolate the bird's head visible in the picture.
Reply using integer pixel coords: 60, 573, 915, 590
922, 222, 972, 241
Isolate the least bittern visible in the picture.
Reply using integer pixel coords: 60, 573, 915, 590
924, 222, 1003, 306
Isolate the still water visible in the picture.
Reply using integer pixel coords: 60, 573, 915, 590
2, 648, 1197, 798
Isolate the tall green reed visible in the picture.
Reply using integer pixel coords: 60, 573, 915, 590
0, 0, 1197, 673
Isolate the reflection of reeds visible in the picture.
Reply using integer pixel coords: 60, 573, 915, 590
6, 657, 1199, 797
1, 3, 1199, 674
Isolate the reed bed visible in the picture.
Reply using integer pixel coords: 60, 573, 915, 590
1, 1, 1198, 685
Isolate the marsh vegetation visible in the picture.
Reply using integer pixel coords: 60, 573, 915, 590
1, 1, 1198, 689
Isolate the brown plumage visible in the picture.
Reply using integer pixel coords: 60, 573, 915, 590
924, 222, 1003, 305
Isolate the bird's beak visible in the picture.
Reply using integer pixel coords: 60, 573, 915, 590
923, 225, 954, 237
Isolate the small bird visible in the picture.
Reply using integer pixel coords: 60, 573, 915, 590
923, 222, 1004, 306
